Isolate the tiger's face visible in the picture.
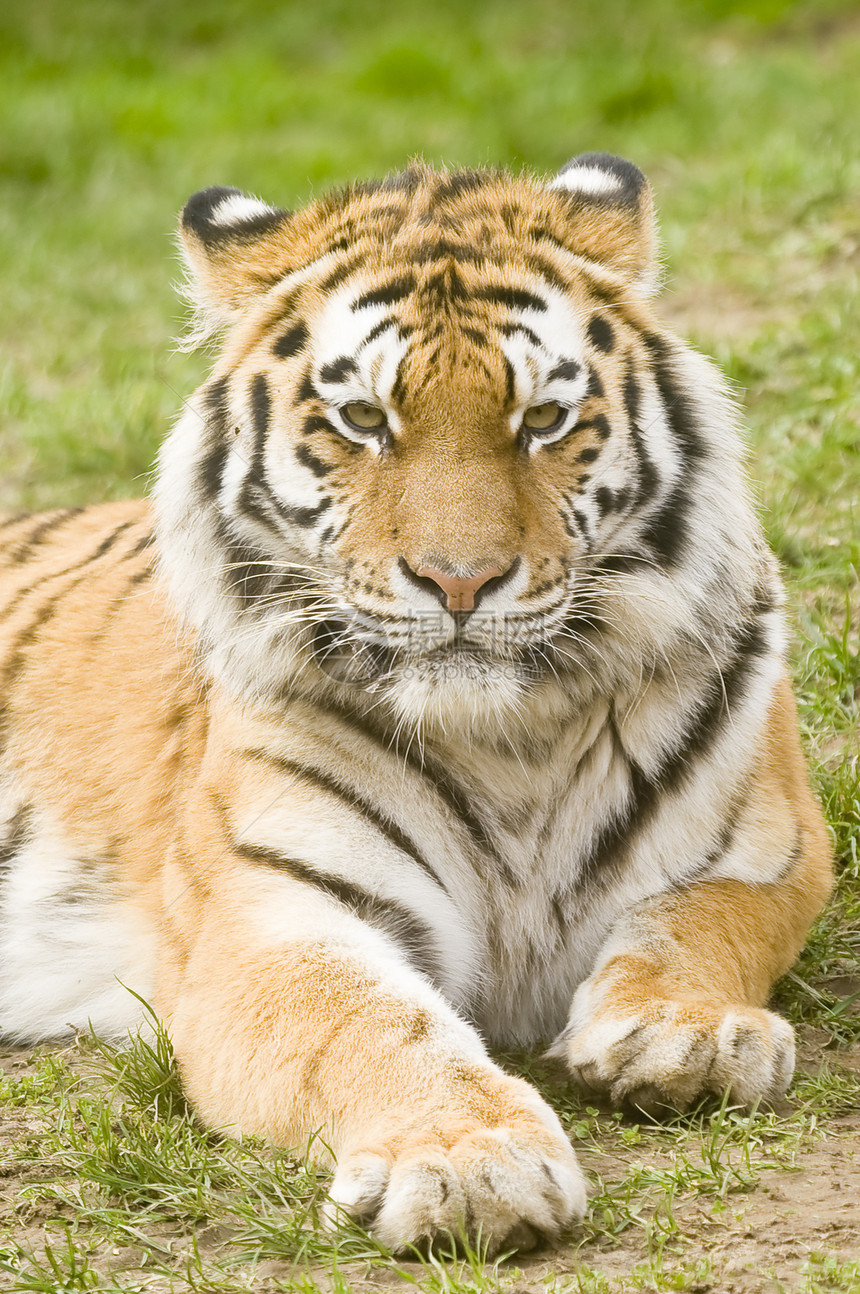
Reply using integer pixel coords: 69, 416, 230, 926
162, 156, 732, 735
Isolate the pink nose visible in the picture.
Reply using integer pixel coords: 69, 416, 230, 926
415, 564, 506, 613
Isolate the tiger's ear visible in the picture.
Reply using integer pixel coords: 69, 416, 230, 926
177, 186, 294, 329
549, 153, 658, 293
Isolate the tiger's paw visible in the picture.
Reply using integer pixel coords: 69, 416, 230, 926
324, 1081, 587, 1254
550, 990, 795, 1113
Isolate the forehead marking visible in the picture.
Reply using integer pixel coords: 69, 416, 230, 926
474, 285, 547, 313
586, 315, 615, 353
318, 356, 357, 384
352, 276, 416, 311
273, 322, 308, 359
548, 360, 581, 382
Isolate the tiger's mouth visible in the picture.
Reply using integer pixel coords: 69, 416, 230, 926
310, 614, 549, 688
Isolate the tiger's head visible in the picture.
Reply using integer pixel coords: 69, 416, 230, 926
156, 155, 764, 738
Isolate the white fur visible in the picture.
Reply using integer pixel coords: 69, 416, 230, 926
0, 808, 154, 1041
551, 165, 624, 197
210, 193, 276, 227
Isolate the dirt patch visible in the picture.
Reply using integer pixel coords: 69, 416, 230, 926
2, 1038, 859, 1292
530, 1127, 860, 1293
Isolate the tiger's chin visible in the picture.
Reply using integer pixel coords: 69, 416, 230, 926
308, 621, 551, 740
382, 652, 539, 741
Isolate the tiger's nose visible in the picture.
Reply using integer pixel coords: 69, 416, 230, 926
399, 559, 518, 613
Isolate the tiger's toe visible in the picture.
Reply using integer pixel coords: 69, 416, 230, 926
554, 999, 795, 1112
329, 1123, 586, 1255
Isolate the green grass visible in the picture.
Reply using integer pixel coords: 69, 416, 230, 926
5, 1026, 856, 1292
1, 0, 858, 1289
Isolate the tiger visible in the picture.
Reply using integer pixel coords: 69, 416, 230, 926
0, 153, 832, 1253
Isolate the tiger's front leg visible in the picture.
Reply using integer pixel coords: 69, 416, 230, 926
551, 686, 832, 1112
551, 876, 820, 1111
160, 851, 585, 1253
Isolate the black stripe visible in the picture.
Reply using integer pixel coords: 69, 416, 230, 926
659, 616, 770, 791
433, 169, 489, 200
641, 487, 689, 566
295, 443, 333, 478
362, 318, 397, 347
296, 370, 320, 404
412, 240, 486, 267
548, 360, 581, 383
219, 532, 277, 608
235, 841, 443, 984
474, 286, 547, 313
235, 375, 276, 531
280, 498, 331, 528
88, 566, 154, 645
520, 252, 575, 295
622, 355, 641, 423
197, 378, 231, 503
586, 315, 615, 353
398, 750, 520, 888
630, 422, 660, 510
503, 356, 516, 408
125, 531, 156, 558
237, 374, 333, 537
671, 786, 753, 889
578, 613, 771, 889
421, 264, 471, 305
304, 694, 520, 887
1, 509, 84, 566
272, 322, 308, 359
390, 355, 408, 410
594, 485, 630, 518
498, 322, 543, 347
586, 367, 604, 399
0, 514, 32, 534
352, 276, 416, 310
0, 804, 33, 874
0, 521, 139, 629
571, 507, 593, 546
529, 227, 570, 256
302, 413, 337, 436
577, 414, 612, 440
249, 370, 271, 442
241, 747, 450, 896
642, 332, 707, 464
318, 356, 357, 384
638, 333, 708, 567
317, 254, 369, 295
624, 357, 660, 511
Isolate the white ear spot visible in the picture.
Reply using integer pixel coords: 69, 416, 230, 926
551, 165, 623, 197
210, 193, 278, 227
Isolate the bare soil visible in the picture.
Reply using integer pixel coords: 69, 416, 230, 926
2, 1034, 859, 1292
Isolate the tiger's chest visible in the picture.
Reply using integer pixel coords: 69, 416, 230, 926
446, 749, 640, 1045
234, 696, 651, 1047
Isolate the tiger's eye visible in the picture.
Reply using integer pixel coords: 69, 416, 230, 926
522, 402, 565, 432
341, 402, 387, 431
